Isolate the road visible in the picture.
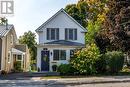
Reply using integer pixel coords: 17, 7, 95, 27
0, 80, 130, 87
1, 73, 130, 87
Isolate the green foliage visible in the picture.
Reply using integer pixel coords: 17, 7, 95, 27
104, 51, 124, 73
0, 17, 8, 25
14, 61, 23, 72
71, 43, 101, 75
57, 64, 77, 75
86, 20, 102, 44
19, 31, 37, 61
65, 0, 88, 28
95, 54, 107, 73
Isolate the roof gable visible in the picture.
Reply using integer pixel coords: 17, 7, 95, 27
36, 8, 87, 32
0, 24, 14, 37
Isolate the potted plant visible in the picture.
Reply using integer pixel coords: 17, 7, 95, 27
52, 65, 57, 72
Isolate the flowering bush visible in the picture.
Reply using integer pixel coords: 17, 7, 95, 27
71, 43, 101, 75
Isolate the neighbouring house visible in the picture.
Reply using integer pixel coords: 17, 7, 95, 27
0, 24, 30, 73
36, 8, 87, 72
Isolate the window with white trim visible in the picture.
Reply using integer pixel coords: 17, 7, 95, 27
53, 50, 66, 60
65, 28, 77, 40
47, 28, 59, 40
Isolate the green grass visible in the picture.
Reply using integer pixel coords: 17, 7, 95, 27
41, 75, 87, 79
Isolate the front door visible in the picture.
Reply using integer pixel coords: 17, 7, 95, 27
41, 50, 50, 71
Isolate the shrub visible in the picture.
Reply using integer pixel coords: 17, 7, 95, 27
105, 51, 124, 73
52, 65, 58, 71
14, 61, 23, 72
71, 43, 101, 75
57, 64, 77, 75
1, 70, 7, 75
95, 54, 106, 73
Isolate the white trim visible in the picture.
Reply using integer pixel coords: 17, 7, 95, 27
36, 8, 87, 32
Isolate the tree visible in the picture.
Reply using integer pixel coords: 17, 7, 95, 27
19, 31, 37, 61
95, 0, 130, 53
65, 0, 88, 28
85, 0, 108, 44
0, 17, 8, 25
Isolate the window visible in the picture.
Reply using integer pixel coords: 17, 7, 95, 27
8, 53, 10, 63
17, 55, 22, 61
65, 28, 77, 40
53, 50, 66, 60
11, 34, 13, 45
47, 28, 59, 40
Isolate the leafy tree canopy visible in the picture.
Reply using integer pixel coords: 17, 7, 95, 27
19, 31, 37, 60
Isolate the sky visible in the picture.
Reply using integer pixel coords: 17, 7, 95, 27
7, 0, 78, 39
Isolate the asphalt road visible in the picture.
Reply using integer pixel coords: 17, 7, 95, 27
0, 80, 130, 87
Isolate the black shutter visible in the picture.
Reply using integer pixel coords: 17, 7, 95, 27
74, 29, 77, 40
53, 50, 59, 60
47, 28, 50, 40
56, 28, 59, 40
65, 29, 68, 40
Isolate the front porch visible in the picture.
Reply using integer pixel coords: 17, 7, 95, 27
11, 48, 26, 72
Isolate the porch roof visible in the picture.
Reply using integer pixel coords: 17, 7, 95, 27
44, 40, 85, 47
12, 48, 25, 54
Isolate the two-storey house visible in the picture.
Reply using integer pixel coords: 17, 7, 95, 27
36, 8, 87, 71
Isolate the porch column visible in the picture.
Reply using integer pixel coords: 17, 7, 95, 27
21, 54, 24, 70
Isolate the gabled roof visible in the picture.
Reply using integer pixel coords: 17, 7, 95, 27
0, 24, 14, 37
12, 48, 25, 54
44, 40, 85, 47
14, 44, 27, 52
36, 8, 87, 32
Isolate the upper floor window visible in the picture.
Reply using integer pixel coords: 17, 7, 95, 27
47, 28, 59, 40
65, 28, 77, 40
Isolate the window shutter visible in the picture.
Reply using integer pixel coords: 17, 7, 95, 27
47, 28, 50, 40
56, 28, 59, 40
74, 29, 77, 40
65, 29, 68, 40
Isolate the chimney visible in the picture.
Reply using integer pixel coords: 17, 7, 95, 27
6, 19, 8, 30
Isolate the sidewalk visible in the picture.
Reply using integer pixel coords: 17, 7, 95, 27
32, 76, 130, 85
1, 74, 130, 85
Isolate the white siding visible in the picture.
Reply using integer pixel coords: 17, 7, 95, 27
37, 46, 77, 71
38, 12, 85, 44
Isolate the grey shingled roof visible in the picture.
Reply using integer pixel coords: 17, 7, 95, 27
44, 40, 85, 46
14, 45, 27, 52
0, 25, 13, 37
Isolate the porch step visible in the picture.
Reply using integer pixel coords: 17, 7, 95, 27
25, 72, 60, 77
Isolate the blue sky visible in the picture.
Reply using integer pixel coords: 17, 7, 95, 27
8, 0, 78, 38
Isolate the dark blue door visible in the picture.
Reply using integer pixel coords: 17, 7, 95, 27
41, 51, 50, 71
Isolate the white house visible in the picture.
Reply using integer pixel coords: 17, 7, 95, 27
36, 8, 87, 72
